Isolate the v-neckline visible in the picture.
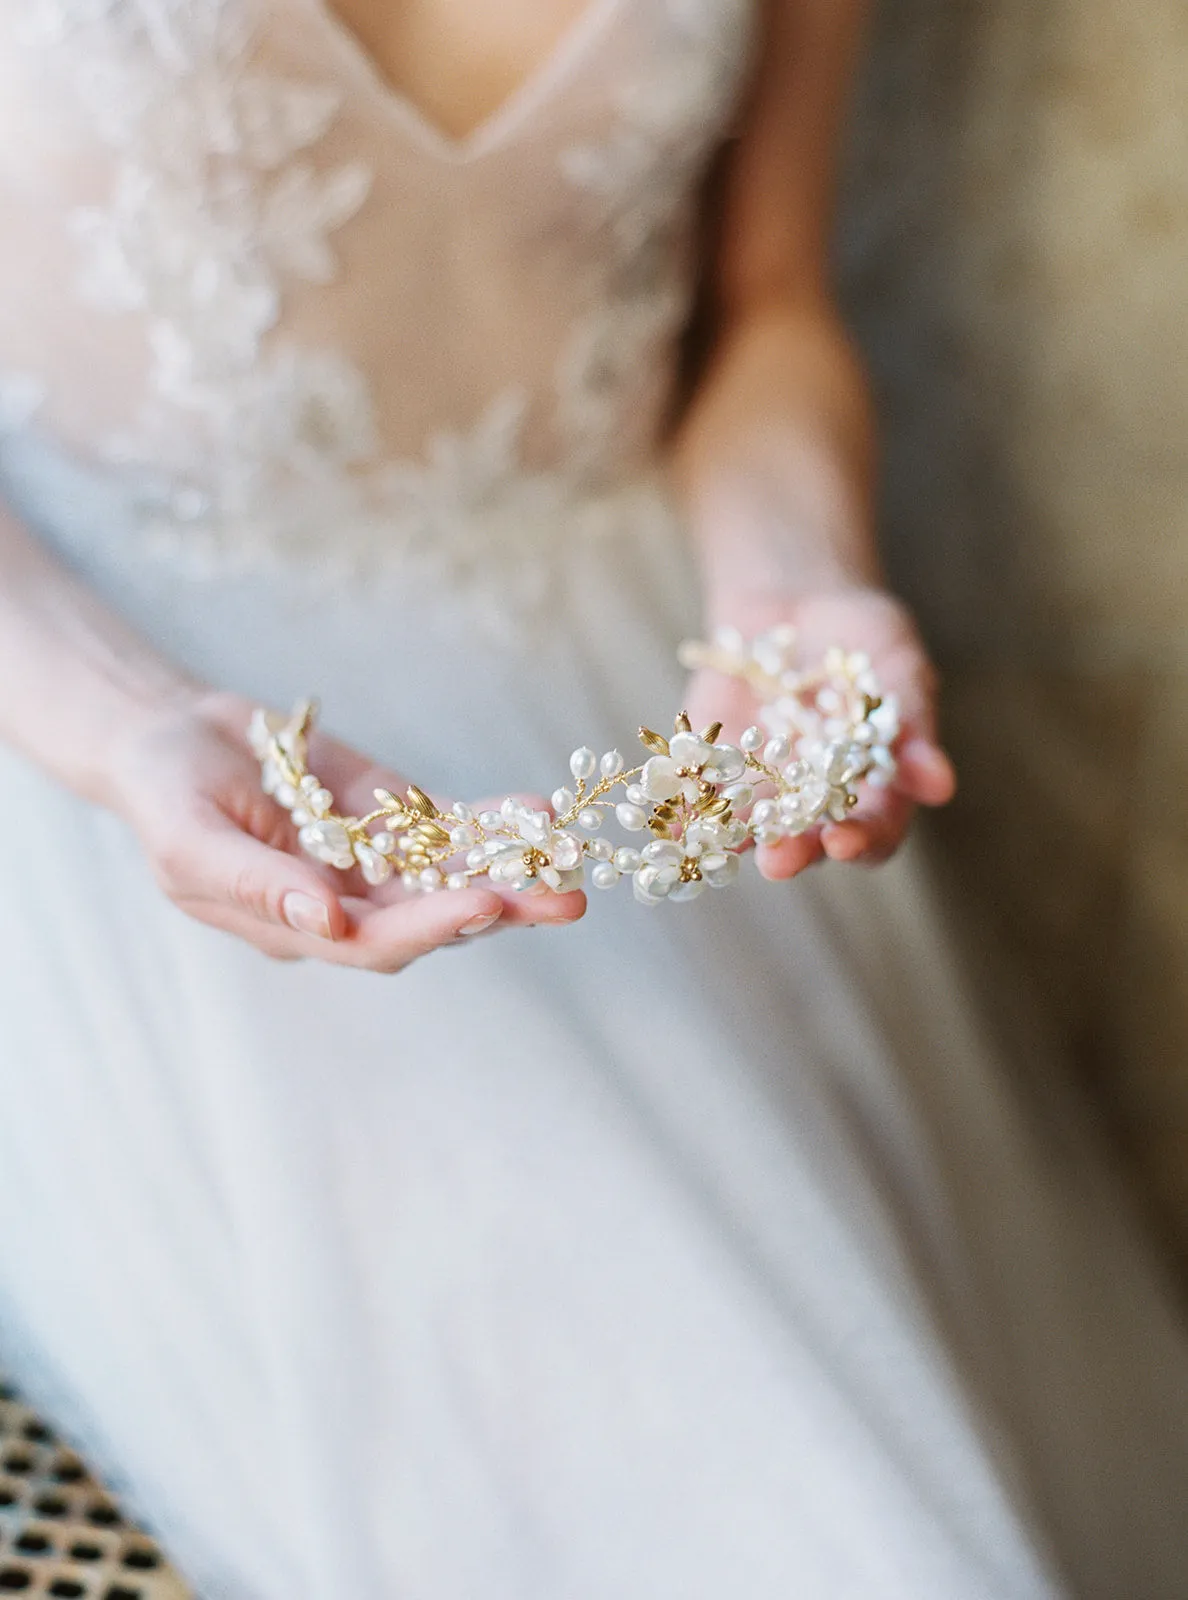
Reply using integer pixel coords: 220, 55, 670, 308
310, 0, 627, 165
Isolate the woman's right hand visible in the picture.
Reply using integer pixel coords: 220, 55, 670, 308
105, 688, 586, 970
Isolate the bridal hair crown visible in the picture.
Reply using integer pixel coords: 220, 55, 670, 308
251, 627, 900, 908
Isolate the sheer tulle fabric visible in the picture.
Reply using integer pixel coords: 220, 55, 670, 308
2, 3, 1188, 1597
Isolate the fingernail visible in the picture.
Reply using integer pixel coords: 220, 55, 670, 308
458, 910, 501, 937
283, 892, 334, 940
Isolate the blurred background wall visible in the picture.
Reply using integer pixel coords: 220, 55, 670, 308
837, 1, 1188, 1261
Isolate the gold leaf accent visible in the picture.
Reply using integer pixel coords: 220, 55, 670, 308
294, 698, 319, 738
674, 711, 692, 733
373, 788, 407, 813
638, 727, 671, 757
700, 721, 723, 744
647, 817, 672, 836
406, 784, 438, 818
861, 694, 882, 717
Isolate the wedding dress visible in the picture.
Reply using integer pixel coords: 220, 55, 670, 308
1, 2, 1187, 1596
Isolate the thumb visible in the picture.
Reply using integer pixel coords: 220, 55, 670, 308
181, 810, 349, 941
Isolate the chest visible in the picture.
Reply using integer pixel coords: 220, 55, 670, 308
324, 0, 596, 142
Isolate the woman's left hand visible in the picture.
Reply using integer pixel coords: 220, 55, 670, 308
684, 586, 957, 880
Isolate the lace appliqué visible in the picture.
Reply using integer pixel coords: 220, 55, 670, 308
557, 0, 755, 476
28, 0, 379, 532
22, 0, 753, 634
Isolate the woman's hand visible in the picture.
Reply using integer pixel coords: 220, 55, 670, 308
685, 587, 956, 880
105, 688, 585, 969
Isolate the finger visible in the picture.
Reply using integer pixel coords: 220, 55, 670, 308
488, 888, 588, 928
341, 888, 509, 971
821, 788, 914, 863
303, 881, 584, 966
755, 831, 825, 881
181, 888, 512, 970
179, 902, 310, 961
893, 737, 957, 806
162, 805, 349, 941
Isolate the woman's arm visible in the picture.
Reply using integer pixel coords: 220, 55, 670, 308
676, 0, 877, 610
674, 0, 955, 875
0, 502, 199, 806
0, 503, 582, 957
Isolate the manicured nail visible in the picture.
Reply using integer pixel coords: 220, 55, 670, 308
283, 892, 333, 940
458, 910, 502, 937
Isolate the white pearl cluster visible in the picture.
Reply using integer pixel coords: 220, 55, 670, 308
250, 629, 900, 909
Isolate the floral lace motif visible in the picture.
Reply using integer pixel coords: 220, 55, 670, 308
17, 0, 754, 627
557, 0, 754, 478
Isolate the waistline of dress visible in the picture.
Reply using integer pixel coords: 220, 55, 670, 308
0, 420, 689, 644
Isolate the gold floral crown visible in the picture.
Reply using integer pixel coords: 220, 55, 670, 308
251, 628, 899, 908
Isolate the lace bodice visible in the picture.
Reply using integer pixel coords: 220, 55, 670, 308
0, 0, 754, 621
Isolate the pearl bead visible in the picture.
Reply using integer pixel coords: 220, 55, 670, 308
569, 747, 597, 781
587, 838, 614, 862
356, 846, 392, 887
765, 737, 792, 765
486, 853, 518, 882
451, 802, 474, 822
446, 872, 470, 892
614, 847, 642, 873
370, 831, 396, 855
599, 750, 624, 777
625, 783, 646, 806
479, 810, 503, 830
302, 819, 351, 858
419, 867, 443, 891
642, 839, 682, 866
723, 782, 754, 807
550, 834, 582, 871
591, 862, 621, 890
823, 742, 853, 784
577, 808, 602, 832
669, 732, 710, 767
615, 802, 646, 832
551, 786, 576, 814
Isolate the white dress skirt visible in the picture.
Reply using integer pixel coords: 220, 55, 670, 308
2, 0, 1188, 1594
2, 427, 1188, 1600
